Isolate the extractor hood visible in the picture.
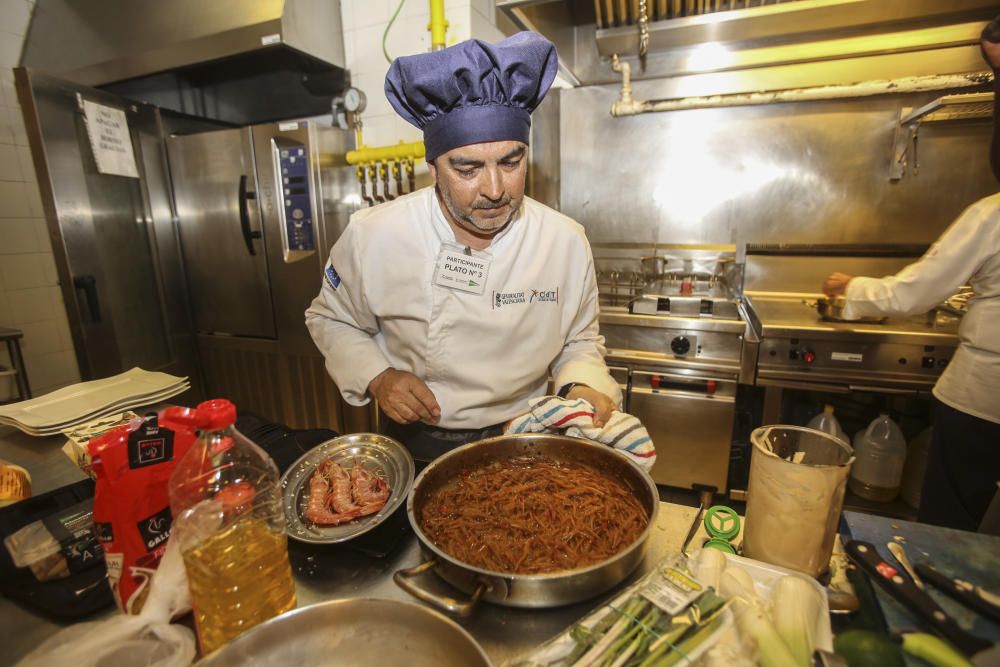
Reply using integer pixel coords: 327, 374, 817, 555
20, 0, 348, 125
499, 0, 998, 89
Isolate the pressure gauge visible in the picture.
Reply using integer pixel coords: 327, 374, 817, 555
344, 87, 367, 114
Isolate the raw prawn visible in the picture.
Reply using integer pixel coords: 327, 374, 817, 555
303, 460, 361, 525
350, 463, 390, 516
326, 459, 361, 514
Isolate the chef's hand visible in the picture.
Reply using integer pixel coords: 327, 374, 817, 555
822, 272, 854, 298
368, 369, 441, 425
567, 385, 616, 428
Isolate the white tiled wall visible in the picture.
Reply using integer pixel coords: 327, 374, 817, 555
342, 0, 505, 149
0, 0, 81, 401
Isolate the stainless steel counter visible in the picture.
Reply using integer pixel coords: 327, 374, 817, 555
748, 295, 961, 346
0, 423, 711, 667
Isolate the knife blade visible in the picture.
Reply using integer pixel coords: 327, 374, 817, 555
845, 540, 999, 666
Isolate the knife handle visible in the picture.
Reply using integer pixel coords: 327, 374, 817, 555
845, 541, 991, 657
916, 563, 1000, 625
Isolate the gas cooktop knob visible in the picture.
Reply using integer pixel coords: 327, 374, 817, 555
670, 336, 691, 355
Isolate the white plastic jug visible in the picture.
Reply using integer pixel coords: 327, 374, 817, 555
849, 414, 907, 502
807, 404, 849, 445
900, 427, 933, 509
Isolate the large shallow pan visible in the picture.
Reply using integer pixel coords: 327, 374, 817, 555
394, 434, 659, 615
197, 598, 491, 666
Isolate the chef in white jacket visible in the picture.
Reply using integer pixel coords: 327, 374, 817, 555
306, 32, 620, 461
821, 20, 1000, 532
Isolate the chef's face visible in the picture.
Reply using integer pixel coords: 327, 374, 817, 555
429, 140, 527, 237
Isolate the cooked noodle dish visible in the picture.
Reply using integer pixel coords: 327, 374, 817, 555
418, 455, 650, 575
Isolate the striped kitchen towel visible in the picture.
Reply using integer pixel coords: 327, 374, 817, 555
504, 396, 656, 471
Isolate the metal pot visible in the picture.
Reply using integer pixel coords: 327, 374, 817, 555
196, 598, 492, 666
640, 255, 667, 281
394, 434, 659, 615
816, 297, 887, 323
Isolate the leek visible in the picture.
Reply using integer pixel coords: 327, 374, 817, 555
571, 596, 650, 667
733, 598, 799, 667
771, 576, 821, 667
719, 567, 757, 602
692, 548, 727, 592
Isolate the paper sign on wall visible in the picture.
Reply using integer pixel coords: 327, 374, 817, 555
82, 100, 139, 178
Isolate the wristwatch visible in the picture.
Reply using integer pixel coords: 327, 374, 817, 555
557, 382, 587, 398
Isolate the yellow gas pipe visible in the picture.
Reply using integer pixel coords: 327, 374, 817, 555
429, 0, 448, 51
346, 141, 426, 166
346, 0, 445, 202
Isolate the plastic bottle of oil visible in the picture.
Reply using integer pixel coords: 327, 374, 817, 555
166, 399, 295, 654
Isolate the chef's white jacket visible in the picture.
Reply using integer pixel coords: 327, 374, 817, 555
843, 192, 1000, 424
305, 186, 621, 429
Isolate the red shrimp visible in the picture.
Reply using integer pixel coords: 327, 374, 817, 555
303, 461, 360, 525
326, 459, 361, 514
350, 463, 390, 516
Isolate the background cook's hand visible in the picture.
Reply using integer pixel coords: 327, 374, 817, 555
567, 385, 616, 428
822, 272, 854, 298
368, 369, 441, 425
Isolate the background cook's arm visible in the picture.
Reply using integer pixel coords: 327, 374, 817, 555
305, 223, 390, 405
843, 200, 997, 319
549, 241, 622, 407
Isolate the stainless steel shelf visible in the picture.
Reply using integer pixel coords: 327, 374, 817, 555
900, 91, 994, 125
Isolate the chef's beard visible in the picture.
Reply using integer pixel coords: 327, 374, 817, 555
439, 188, 521, 236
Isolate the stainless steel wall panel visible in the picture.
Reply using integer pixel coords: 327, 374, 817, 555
558, 85, 996, 247
529, 89, 562, 209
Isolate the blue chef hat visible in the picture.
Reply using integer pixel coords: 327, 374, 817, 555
384, 31, 558, 162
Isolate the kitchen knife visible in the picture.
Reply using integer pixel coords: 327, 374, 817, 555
846, 541, 1000, 667
916, 563, 1000, 626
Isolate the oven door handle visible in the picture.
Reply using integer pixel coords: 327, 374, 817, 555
848, 384, 921, 396
630, 385, 736, 403
756, 377, 850, 393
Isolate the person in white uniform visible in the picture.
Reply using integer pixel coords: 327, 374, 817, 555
821, 20, 1000, 531
305, 32, 619, 461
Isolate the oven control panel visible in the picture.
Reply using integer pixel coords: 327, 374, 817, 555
272, 137, 316, 263
759, 337, 955, 379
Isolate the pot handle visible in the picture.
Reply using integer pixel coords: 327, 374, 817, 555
393, 559, 488, 617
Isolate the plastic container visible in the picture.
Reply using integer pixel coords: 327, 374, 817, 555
743, 425, 854, 578
900, 427, 932, 509
806, 404, 849, 445
167, 400, 296, 654
849, 414, 907, 503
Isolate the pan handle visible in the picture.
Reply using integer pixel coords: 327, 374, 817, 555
393, 559, 489, 617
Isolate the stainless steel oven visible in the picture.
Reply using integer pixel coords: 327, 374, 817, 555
628, 369, 737, 492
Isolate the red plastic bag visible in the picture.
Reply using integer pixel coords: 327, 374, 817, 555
88, 414, 195, 613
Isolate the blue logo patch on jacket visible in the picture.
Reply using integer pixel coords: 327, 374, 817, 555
324, 263, 341, 289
